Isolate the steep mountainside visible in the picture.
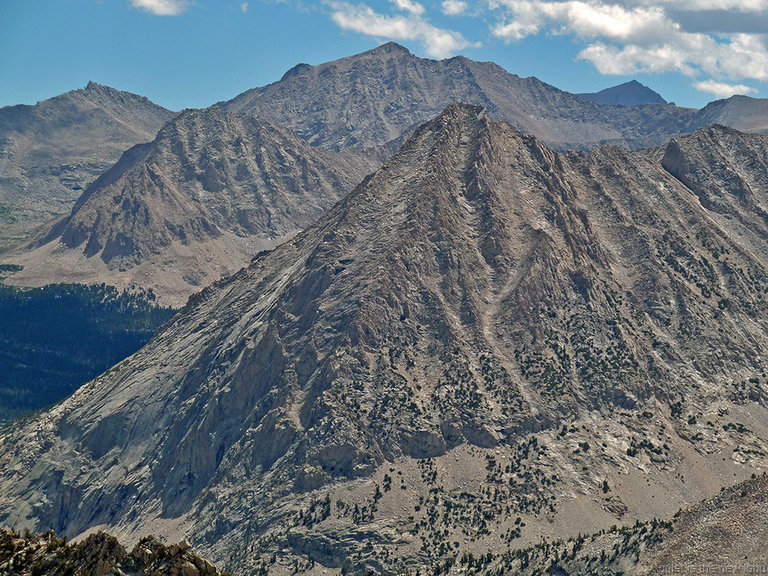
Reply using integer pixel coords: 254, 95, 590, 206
0, 82, 176, 248
2, 106, 768, 574
577, 80, 668, 106
0, 107, 378, 305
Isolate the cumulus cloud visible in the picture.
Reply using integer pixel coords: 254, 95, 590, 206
492, 1, 678, 43
241, 2, 248, 13
128, 0, 190, 16
322, 0, 767, 93
694, 79, 758, 98
488, 0, 768, 88
649, 0, 768, 10
391, 0, 425, 15
575, 30, 768, 81
442, 0, 469, 15
326, 1, 479, 58
669, 9, 768, 33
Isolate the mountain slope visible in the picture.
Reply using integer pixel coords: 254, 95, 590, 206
693, 95, 768, 136
577, 79, 668, 106
1, 107, 378, 305
0, 82, 176, 248
435, 471, 768, 575
2, 106, 768, 574
225, 43, 702, 153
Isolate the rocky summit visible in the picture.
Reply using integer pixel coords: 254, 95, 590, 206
2, 105, 768, 574
577, 79, 668, 106
0, 82, 175, 248
1, 107, 378, 305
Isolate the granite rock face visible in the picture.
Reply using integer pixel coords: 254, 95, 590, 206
3, 106, 768, 573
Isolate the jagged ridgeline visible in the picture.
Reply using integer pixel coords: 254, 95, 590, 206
225, 42, 768, 155
0, 529, 225, 576
2, 105, 768, 574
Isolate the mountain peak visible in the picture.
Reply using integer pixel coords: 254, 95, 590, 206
577, 79, 667, 106
429, 102, 489, 128
79, 81, 121, 99
225, 45, 702, 154
369, 41, 411, 55
0, 80, 176, 248
279, 62, 313, 81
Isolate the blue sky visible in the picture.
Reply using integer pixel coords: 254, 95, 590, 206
2, 0, 767, 111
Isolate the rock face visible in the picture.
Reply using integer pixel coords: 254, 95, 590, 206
0, 82, 175, 248
3, 105, 768, 574
1, 107, 378, 305
577, 79, 668, 106
0, 529, 225, 576
224, 42, 766, 154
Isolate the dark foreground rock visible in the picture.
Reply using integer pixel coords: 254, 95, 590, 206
0, 529, 225, 576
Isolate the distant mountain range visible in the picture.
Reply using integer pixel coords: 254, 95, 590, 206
3, 104, 768, 573
0, 82, 175, 249
4, 46, 768, 259
224, 42, 687, 152
223, 42, 768, 155
577, 79, 668, 106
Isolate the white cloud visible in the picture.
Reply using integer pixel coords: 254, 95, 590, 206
241, 2, 248, 13
488, 0, 768, 86
643, 0, 768, 10
128, 0, 190, 16
694, 79, 758, 98
321, 0, 768, 91
491, 1, 677, 43
442, 0, 469, 15
391, 0, 425, 15
577, 42, 695, 75
326, 1, 479, 58
576, 32, 768, 81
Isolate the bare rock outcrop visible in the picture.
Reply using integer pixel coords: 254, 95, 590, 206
0, 530, 225, 576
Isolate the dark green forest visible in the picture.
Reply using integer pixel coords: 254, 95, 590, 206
0, 283, 177, 422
